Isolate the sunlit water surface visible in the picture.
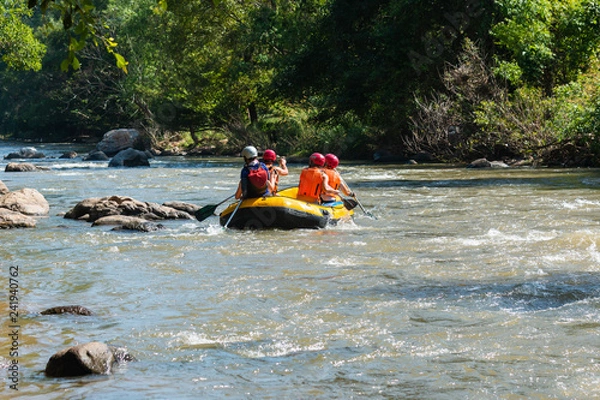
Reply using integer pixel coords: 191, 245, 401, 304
2, 142, 600, 399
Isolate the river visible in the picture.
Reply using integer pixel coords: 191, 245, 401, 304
1, 141, 600, 399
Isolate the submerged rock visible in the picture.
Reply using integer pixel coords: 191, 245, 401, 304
41, 305, 93, 316
60, 151, 78, 159
111, 220, 166, 232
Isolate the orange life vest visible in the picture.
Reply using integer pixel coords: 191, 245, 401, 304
297, 167, 324, 203
323, 168, 340, 190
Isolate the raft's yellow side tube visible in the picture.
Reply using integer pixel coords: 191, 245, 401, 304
219, 187, 353, 229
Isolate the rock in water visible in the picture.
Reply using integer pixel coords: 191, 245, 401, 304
45, 342, 115, 377
0, 188, 50, 215
96, 128, 142, 157
41, 305, 93, 316
108, 148, 151, 168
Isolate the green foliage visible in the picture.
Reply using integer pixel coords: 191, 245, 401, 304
492, 0, 554, 86
256, 104, 374, 158
0, 2, 46, 70
492, 0, 600, 92
473, 87, 555, 159
551, 62, 600, 145
1, 0, 599, 166
26, 0, 131, 72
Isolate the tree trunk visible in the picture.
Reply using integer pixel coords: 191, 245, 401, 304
247, 102, 258, 125
190, 126, 200, 146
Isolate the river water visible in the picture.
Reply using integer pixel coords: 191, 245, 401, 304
1, 141, 600, 399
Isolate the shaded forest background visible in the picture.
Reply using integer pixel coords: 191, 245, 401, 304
1, 0, 599, 165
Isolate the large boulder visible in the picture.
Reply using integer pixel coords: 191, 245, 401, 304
64, 195, 193, 223
4, 147, 45, 159
45, 342, 115, 377
0, 188, 49, 215
96, 128, 143, 157
108, 148, 151, 168
0, 208, 36, 228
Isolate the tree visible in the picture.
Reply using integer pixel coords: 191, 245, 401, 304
155, 1, 308, 141
492, 0, 600, 94
0, 2, 46, 71
275, 0, 494, 149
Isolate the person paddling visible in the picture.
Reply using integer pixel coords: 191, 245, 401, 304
321, 153, 354, 202
235, 146, 270, 199
262, 149, 288, 195
297, 152, 337, 203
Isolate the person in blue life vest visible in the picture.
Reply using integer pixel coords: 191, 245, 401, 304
262, 149, 288, 195
297, 152, 338, 203
235, 146, 270, 199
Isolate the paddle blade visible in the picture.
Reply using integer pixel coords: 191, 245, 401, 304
341, 197, 358, 210
194, 204, 218, 222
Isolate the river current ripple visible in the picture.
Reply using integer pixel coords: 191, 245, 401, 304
2, 142, 600, 398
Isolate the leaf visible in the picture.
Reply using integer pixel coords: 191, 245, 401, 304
72, 55, 80, 70
60, 58, 70, 72
114, 53, 129, 74
153, 0, 168, 14
106, 37, 118, 48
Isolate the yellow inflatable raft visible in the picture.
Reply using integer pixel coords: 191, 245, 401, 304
219, 187, 354, 229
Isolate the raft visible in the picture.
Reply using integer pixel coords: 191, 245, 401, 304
219, 187, 354, 229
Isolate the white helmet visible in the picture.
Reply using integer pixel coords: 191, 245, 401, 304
241, 146, 258, 159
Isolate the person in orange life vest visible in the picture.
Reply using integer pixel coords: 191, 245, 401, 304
297, 152, 337, 203
321, 153, 354, 202
262, 149, 288, 195
235, 146, 270, 199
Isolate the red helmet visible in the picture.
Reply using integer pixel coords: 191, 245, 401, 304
309, 152, 325, 167
325, 153, 339, 168
263, 149, 277, 162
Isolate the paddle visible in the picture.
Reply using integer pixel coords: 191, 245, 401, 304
194, 194, 235, 222
339, 174, 376, 219
352, 193, 376, 219
223, 198, 243, 229
340, 196, 359, 210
